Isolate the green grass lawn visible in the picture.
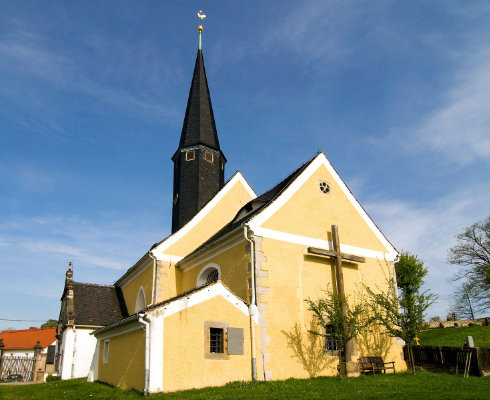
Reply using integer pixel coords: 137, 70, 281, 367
0, 372, 489, 400
418, 325, 490, 347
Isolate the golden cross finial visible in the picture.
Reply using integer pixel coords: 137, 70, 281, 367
197, 10, 206, 49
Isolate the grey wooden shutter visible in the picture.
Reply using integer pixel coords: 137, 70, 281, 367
227, 327, 244, 355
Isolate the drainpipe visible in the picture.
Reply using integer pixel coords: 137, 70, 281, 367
138, 312, 150, 396
244, 225, 258, 381
149, 251, 157, 304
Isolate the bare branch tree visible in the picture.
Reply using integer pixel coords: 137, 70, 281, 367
449, 216, 490, 314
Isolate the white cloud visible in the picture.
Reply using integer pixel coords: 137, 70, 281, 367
365, 181, 490, 317
412, 49, 490, 164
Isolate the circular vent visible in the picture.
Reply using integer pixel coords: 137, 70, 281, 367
319, 181, 330, 194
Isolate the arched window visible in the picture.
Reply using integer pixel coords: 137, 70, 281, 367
135, 287, 146, 313
196, 264, 221, 286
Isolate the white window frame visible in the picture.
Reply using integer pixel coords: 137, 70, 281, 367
135, 286, 146, 313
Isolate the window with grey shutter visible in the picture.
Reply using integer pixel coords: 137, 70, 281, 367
227, 327, 244, 355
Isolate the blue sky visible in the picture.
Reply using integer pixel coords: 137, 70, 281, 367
1, 1, 489, 330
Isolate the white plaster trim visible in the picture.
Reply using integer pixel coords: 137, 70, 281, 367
157, 282, 258, 323
148, 313, 164, 393
157, 254, 183, 263
253, 227, 397, 261
152, 172, 256, 258
179, 233, 245, 272
248, 153, 397, 258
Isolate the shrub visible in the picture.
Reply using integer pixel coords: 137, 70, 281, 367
46, 374, 61, 382
439, 322, 444, 329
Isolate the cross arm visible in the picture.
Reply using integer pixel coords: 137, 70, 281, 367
307, 247, 366, 263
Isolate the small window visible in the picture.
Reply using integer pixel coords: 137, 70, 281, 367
220, 160, 224, 170
196, 264, 221, 286
185, 150, 195, 161
319, 181, 330, 194
135, 287, 146, 313
210, 328, 224, 353
204, 151, 214, 163
103, 340, 110, 363
206, 269, 219, 284
247, 262, 251, 272
248, 278, 252, 290
324, 325, 340, 352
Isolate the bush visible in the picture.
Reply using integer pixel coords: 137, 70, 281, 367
439, 322, 444, 329
46, 374, 61, 382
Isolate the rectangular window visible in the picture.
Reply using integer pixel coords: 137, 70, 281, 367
205, 151, 214, 163
185, 150, 195, 161
103, 340, 110, 363
204, 321, 229, 360
210, 328, 224, 353
324, 325, 339, 352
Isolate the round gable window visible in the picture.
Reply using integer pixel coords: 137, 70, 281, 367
319, 181, 330, 194
196, 264, 221, 286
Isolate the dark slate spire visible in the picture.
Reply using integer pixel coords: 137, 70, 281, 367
178, 49, 220, 150
171, 49, 226, 233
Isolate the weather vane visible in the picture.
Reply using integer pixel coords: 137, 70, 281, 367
197, 10, 206, 50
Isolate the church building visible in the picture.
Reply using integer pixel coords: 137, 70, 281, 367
56, 21, 406, 394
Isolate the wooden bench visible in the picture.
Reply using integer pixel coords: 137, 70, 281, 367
358, 356, 396, 374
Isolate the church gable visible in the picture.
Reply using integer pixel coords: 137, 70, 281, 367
249, 153, 396, 260
153, 172, 255, 260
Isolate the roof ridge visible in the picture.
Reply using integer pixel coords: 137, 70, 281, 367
73, 281, 114, 288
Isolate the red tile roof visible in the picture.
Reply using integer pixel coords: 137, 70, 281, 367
0, 327, 56, 350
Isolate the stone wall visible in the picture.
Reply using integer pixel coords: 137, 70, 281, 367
427, 317, 489, 329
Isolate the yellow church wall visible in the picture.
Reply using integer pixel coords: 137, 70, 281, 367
261, 164, 389, 254
155, 263, 181, 303
257, 236, 405, 380
159, 180, 254, 259
97, 328, 145, 392
179, 238, 249, 301
121, 262, 154, 314
162, 295, 259, 392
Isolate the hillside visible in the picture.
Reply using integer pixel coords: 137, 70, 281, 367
418, 325, 490, 347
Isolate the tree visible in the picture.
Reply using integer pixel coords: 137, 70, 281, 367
41, 319, 58, 329
448, 282, 478, 320
365, 253, 436, 373
305, 286, 371, 379
429, 316, 441, 322
448, 216, 490, 315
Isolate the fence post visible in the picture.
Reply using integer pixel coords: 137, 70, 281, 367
0, 338, 4, 380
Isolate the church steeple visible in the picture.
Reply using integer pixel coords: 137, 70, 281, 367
171, 21, 226, 233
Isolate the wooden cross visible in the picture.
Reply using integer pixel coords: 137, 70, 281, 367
307, 225, 365, 310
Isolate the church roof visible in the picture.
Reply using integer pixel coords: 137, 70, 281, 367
176, 49, 221, 153
179, 154, 318, 262
61, 282, 128, 327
